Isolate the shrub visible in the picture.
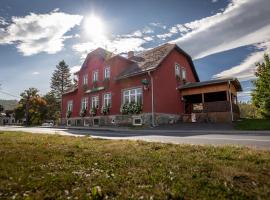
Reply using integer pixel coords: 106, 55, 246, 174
80, 109, 87, 117
90, 107, 97, 116
120, 103, 142, 115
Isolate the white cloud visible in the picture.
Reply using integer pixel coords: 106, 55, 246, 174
70, 65, 81, 74
0, 11, 83, 56
157, 33, 173, 40
73, 37, 146, 59
172, 0, 270, 60
32, 71, 40, 75
213, 41, 270, 81
212, 0, 218, 3
149, 22, 167, 29
0, 17, 8, 25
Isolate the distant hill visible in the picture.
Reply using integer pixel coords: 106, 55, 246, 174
0, 99, 18, 111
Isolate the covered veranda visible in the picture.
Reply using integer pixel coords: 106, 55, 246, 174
178, 78, 242, 123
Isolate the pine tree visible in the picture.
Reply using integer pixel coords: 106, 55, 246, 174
50, 60, 73, 99
252, 53, 270, 118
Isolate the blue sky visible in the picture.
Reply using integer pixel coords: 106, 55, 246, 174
0, 0, 269, 101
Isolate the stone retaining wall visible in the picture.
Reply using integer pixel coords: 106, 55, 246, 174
62, 113, 180, 127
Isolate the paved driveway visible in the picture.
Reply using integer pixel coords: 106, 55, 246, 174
1, 126, 270, 149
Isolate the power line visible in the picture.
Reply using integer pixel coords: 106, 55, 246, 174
0, 90, 20, 99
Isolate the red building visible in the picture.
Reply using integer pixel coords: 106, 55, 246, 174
62, 43, 241, 126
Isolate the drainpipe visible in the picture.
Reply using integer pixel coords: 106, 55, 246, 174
148, 71, 155, 127
228, 80, 234, 122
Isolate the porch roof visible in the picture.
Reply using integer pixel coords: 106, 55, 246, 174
178, 78, 242, 92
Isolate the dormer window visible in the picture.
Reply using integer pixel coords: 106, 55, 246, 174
93, 71, 98, 82
104, 67, 110, 79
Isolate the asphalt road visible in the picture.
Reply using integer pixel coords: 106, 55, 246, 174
1, 126, 270, 149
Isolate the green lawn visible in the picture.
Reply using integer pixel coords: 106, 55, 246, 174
235, 119, 270, 130
0, 132, 270, 199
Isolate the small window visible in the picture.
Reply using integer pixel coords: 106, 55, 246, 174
133, 117, 143, 126
91, 96, 99, 108
67, 100, 73, 112
93, 71, 98, 82
175, 63, 180, 77
104, 67, 110, 79
182, 68, 187, 81
81, 97, 88, 110
103, 93, 112, 107
83, 74, 88, 85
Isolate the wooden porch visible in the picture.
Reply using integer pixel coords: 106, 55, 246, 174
178, 78, 242, 122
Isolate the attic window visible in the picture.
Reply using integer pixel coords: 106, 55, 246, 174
175, 63, 180, 77
182, 67, 187, 81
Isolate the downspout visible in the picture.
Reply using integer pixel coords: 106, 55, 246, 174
228, 80, 234, 122
148, 71, 155, 127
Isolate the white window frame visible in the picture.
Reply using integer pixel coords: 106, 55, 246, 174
103, 93, 112, 107
67, 100, 73, 112
122, 87, 142, 104
91, 95, 99, 108
83, 74, 88, 85
175, 63, 180, 77
81, 97, 88, 110
93, 70, 98, 82
181, 67, 187, 81
104, 67, 110, 79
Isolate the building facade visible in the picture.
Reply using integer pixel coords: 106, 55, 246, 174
61, 43, 241, 126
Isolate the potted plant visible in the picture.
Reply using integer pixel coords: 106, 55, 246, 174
90, 107, 97, 116
175, 75, 180, 81
66, 110, 72, 118
102, 105, 110, 115
141, 78, 150, 90
93, 80, 98, 88
80, 108, 87, 117
120, 103, 129, 114
82, 84, 88, 91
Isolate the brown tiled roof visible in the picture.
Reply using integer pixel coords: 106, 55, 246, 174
178, 78, 242, 91
116, 43, 199, 81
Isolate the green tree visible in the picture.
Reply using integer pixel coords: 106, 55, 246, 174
50, 60, 73, 99
252, 53, 270, 118
43, 92, 60, 123
14, 88, 47, 125
238, 101, 258, 119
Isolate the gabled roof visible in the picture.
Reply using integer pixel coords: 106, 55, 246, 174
178, 78, 242, 92
62, 84, 78, 95
116, 43, 199, 81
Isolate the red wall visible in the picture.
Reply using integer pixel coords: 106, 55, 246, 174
153, 49, 198, 114
62, 48, 197, 118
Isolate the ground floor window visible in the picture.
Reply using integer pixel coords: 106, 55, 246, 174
67, 100, 73, 112
123, 87, 142, 104
81, 97, 88, 110
103, 93, 111, 107
91, 95, 99, 108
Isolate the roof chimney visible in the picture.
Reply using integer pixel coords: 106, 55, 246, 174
128, 51, 134, 59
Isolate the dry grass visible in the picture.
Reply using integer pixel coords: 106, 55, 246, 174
0, 131, 270, 199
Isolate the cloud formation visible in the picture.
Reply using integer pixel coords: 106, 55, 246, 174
0, 11, 83, 56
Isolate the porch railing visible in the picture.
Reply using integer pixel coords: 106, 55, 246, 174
192, 101, 239, 113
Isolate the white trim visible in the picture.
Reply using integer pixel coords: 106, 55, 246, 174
92, 70, 98, 82
104, 66, 110, 79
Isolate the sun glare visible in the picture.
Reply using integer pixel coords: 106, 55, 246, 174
84, 15, 106, 41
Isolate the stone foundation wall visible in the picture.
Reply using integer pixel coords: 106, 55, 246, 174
182, 112, 239, 123
62, 113, 180, 127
